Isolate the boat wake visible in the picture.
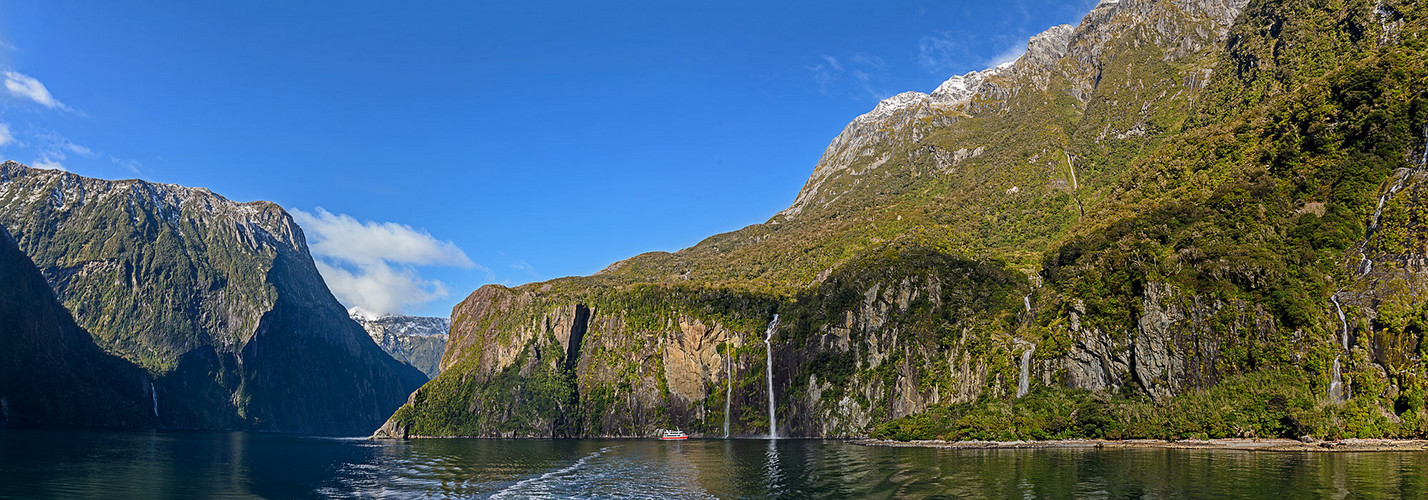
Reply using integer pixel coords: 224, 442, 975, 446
489, 445, 715, 499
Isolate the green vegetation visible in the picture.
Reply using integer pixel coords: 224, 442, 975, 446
388, 0, 1428, 440
874, 368, 1428, 441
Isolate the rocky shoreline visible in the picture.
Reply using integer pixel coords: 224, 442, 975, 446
851, 438, 1428, 452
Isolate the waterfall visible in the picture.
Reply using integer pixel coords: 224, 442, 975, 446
1420, 121, 1428, 168
724, 351, 733, 439
1370, 169, 1415, 231
764, 314, 779, 439
1330, 295, 1349, 349
150, 380, 159, 418
1328, 356, 1346, 402
1017, 344, 1035, 398
1023, 295, 1031, 313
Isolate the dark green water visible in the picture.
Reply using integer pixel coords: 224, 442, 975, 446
2, 429, 1427, 499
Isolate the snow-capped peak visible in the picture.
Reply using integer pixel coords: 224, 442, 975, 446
348, 306, 384, 322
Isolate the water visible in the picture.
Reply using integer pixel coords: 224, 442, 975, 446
150, 380, 159, 418
763, 314, 779, 439
4, 429, 1428, 499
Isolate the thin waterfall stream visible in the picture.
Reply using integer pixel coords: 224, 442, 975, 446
150, 380, 159, 418
764, 314, 779, 439
1331, 295, 1349, 349
723, 352, 733, 438
1328, 295, 1349, 402
1329, 356, 1346, 402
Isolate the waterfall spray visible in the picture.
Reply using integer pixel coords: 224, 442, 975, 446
150, 380, 159, 418
1017, 344, 1036, 398
764, 314, 780, 439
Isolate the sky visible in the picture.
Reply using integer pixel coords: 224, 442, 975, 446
0, 0, 1099, 317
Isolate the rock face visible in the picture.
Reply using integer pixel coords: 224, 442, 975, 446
0, 225, 155, 428
383, 0, 1428, 439
0, 162, 426, 435
350, 308, 449, 379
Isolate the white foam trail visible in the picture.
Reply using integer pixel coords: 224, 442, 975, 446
764, 314, 780, 439
489, 447, 610, 499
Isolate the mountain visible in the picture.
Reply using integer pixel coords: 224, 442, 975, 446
378, 0, 1428, 441
0, 224, 155, 428
0, 162, 426, 435
350, 308, 449, 379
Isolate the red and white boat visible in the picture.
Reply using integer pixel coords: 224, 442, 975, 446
660, 430, 688, 440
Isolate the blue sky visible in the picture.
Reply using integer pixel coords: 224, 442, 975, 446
0, 0, 1097, 317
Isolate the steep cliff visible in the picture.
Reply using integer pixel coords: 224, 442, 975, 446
0, 225, 154, 428
382, 0, 1428, 440
351, 309, 448, 379
0, 163, 426, 435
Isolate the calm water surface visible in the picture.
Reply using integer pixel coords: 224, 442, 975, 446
2, 428, 1426, 499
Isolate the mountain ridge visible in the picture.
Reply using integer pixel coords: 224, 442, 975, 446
0, 161, 426, 435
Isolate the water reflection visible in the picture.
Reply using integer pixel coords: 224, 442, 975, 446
2, 429, 1427, 498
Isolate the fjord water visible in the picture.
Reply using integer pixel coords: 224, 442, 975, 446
3, 429, 1428, 499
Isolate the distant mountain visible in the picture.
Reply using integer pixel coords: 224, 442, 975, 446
0, 162, 426, 435
350, 308, 448, 379
380, 0, 1428, 442
0, 224, 154, 428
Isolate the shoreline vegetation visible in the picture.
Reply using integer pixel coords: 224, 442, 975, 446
852, 438, 1428, 453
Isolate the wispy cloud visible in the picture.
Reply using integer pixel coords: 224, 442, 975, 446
917, 32, 971, 76
510, 259, 536, 277
3, 71, 71, 111
0, 124, 14, 148
807, 51, 893, 100
110, 156, 143, 176
292, 207, 482, 315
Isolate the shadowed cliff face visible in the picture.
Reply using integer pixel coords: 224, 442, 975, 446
0, 225, 154, 428
0, 163, 425, 435
384, 0, 1428, 440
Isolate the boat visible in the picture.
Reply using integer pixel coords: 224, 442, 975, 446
660, 430, 688, 440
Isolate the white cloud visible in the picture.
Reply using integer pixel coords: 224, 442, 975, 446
4, 71, 69, 110
0, 124, 13, 147
292, 207, 479, 315
293, 207, 473, 267
988, 45, 1026, 68
32, 157, 64, 171
313, 260, 450, 318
